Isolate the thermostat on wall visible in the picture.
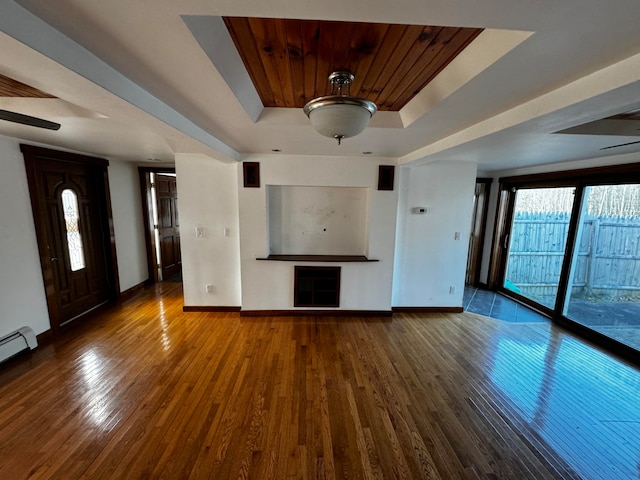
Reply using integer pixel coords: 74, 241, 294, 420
413, 207, 430, 214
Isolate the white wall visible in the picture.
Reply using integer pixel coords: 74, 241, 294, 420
176, 154, 242, 307
392, 160, 477, 307
0, 135, 54, 336
238, 155, 398, 311
108, 160, 148, 291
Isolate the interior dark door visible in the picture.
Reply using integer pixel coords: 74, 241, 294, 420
156, 174, 181, 280
23, 145, 117, 329
465, 179, 491, 286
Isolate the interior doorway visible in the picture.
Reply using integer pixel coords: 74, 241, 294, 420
22, 145, 119, 331
139, 168, 181, 283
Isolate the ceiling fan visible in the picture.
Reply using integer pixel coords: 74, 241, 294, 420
554, 109, 640, 152
600, 139, 640, 150
0, 73, 61, 130
0, 109, 61, 130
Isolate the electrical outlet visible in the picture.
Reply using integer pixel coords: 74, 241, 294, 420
454, 231, 461, 240
223, 227, 230, 237
205, 284, 214, 293
449, 286, 455, 294
195, 226, 204, 238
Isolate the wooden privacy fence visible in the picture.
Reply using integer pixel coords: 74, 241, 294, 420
506, 213, 640, 300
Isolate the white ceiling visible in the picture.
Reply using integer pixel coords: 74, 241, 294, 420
2, 0, 640, 171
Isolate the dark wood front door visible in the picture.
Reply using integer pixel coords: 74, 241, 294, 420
23, 145, 118, 330
156, 174, 181, 280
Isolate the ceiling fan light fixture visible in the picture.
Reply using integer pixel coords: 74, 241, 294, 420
303, 71, 377, 145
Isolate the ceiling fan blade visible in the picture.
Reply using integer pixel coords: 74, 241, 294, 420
0, 109, 61, 130
600, 139, 640, 150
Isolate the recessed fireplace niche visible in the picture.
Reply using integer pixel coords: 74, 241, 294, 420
294, 266, 341, 307
266, 185, 370, 258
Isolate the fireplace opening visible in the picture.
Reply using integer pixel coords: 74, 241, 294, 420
294, 266, 340, 307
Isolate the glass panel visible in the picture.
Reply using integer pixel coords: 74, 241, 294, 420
61, 189, 86, 271
504, 187, 576, 309
564, 184, 640, 351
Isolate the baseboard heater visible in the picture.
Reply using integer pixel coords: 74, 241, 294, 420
0, 327, 38, 364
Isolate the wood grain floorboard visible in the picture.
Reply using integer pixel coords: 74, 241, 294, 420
1, 282, 639, 479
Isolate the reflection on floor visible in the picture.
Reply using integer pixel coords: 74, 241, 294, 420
486, 322, 640, 480
464, 285, 640, 479
463, 286, 548, 323
464, 286, 640, 351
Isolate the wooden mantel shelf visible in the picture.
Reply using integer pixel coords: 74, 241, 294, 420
257, 254, 378, 262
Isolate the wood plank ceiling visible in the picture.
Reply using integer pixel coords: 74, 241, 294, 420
223, 18, 483, 111
0, 73, 55, 98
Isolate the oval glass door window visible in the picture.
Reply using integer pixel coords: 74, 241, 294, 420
61, 189, 86, 271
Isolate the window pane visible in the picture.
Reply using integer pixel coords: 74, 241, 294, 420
564, 184, 640, 351
61, 189, 86, 271
504, 187, 575, 309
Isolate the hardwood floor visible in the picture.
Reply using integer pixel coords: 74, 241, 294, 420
1, 283, 639, 479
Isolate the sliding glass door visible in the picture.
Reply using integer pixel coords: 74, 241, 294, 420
495, 166, 640, 360
563, 184, 640, 351
503, 187, 575, 310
